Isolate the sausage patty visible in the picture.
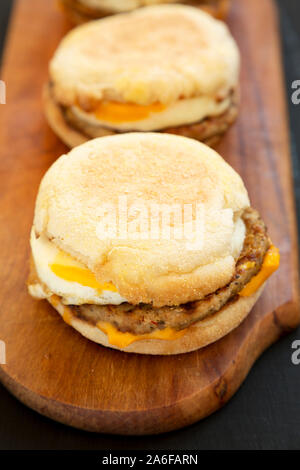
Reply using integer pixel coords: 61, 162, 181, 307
71, 207, 270, 335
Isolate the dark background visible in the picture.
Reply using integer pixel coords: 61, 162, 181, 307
0, 0, 300, 451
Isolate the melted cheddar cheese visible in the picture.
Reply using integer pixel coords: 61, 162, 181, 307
62, 307, 73, 326
94, 101, 166, 123
239, 245, 280, 297
48, 295, 73, 325
97, 321, 186, 349
50, 250, 117, 294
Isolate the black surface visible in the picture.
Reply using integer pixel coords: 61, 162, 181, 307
0, 0, 12, 62
0, 0, 300, 451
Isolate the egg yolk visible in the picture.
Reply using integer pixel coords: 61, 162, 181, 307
94, 101, 166, 123
49, 250, 117, 293
239, 245, 280, 297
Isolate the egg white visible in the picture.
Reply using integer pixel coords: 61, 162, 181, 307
30, 229, 127, 305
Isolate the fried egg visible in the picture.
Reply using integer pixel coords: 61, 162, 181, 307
72, 94, 231, 132
30, 229, 127, 305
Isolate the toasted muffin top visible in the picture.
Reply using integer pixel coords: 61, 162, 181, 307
33, 133, 249, 306
50, 5, 239, 108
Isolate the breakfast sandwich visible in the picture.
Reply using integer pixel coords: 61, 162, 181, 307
59, 0, 230, 24
28, 133, 280, 355
45, 5, 240, 148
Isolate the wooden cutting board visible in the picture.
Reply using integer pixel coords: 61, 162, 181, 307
0, 0, 299, 435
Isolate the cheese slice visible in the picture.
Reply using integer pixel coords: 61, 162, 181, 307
48, 294, 73, 325
97, 321, 186, 349
239, 245, 280, 297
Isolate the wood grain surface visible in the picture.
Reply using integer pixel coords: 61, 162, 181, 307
0, 0, 299, 435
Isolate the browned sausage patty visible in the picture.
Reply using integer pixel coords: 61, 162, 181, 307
70, 207, 270, 335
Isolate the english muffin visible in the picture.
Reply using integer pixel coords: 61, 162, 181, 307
45, 5, 240, 148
